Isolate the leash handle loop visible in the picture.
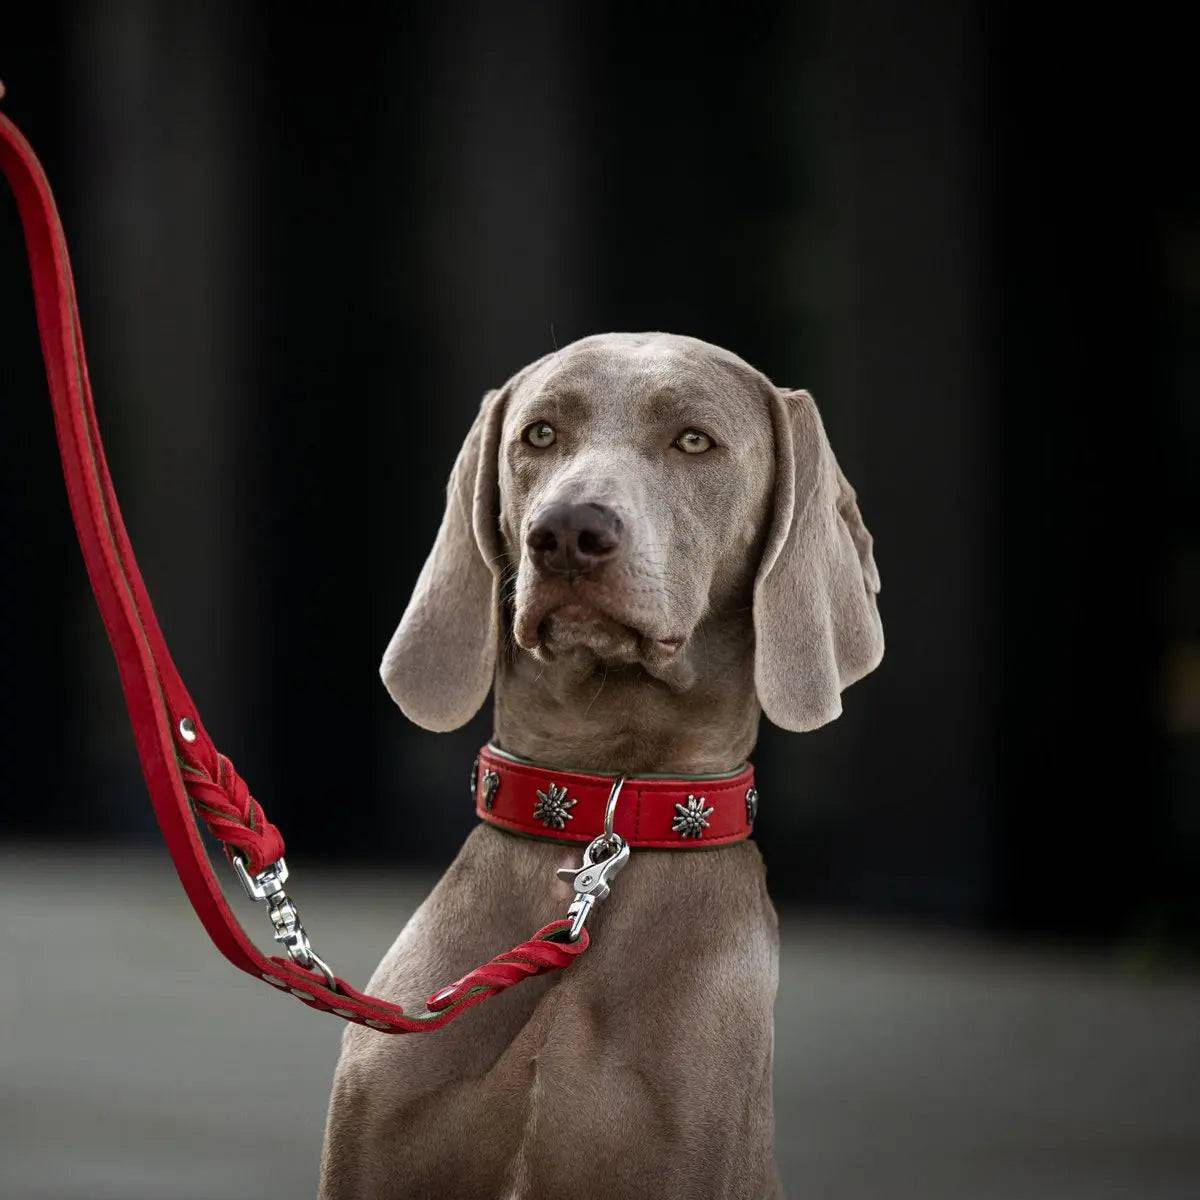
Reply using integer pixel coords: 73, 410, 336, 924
0, 103, 586, 1034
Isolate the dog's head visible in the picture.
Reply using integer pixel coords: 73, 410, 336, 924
382, 333, 882, 733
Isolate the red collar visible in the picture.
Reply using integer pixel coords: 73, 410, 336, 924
473, 744, 757, 849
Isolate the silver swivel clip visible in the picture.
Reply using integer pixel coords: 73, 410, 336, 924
231, 854, 336, 989
554, 774, 630, 941
556, 834, 630, 941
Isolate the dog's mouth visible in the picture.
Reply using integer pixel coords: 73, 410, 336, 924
515, 594, 684, 663
546, 604, 682, 654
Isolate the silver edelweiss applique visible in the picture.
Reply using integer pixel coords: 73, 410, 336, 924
745, 787, 759, 824
480, 770, 500, 812
672, 794, 714, 839
533, 782, 576, 829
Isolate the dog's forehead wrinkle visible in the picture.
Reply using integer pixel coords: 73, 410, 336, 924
521, 333, 762, 408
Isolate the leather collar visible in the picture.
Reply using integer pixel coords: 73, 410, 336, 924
473, 744, 757, 849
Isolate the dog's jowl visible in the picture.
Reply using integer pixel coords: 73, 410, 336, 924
320, 333, 883, 1200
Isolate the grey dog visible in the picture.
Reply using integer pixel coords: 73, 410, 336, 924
319, 332, 884, 1199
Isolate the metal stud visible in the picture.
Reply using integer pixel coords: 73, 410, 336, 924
365, 1019, 390, 1030
332, 1008, 357, 1020
469, 755, 480, 800
178, 716, 197, 743
261, 973, 288, 988
481, 770, 500, 811
672, 794, 714, 839
533, 782, 577, 829
745, 787, 759, 825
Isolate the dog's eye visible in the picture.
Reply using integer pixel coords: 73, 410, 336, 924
673, 428, 713, 455
524, 421, 556, 448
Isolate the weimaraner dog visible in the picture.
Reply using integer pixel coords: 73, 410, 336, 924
319, 333, 883, 1199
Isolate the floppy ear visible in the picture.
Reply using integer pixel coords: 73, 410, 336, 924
380, 389, 507, 731
753, 387, 884, 732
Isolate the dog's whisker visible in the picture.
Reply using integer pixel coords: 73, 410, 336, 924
584, 663, 609, 715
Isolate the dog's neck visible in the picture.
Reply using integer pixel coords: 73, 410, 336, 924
492, 607, 759, 776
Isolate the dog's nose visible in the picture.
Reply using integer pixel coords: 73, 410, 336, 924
526, 502, 622, 576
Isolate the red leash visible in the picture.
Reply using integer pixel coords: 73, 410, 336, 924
0, 102, 763, 1033
0, 104, 589, 1033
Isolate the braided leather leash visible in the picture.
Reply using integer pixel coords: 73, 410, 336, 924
0, 101, 590, 1032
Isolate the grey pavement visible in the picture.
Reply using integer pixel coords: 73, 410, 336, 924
1, 846, 1197, 1199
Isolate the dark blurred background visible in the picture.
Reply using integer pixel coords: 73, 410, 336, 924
3, 0, 1195, 940
1, 5, 1198, 1197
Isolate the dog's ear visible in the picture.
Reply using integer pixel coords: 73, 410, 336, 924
753, 387, 883, 732
380, 388, 507, 731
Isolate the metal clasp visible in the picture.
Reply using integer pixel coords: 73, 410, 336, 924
232, 854, 336, 989
551, 772, 631, 941
555, 833, 631, 941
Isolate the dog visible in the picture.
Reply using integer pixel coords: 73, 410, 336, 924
319, 332, 883, 1199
